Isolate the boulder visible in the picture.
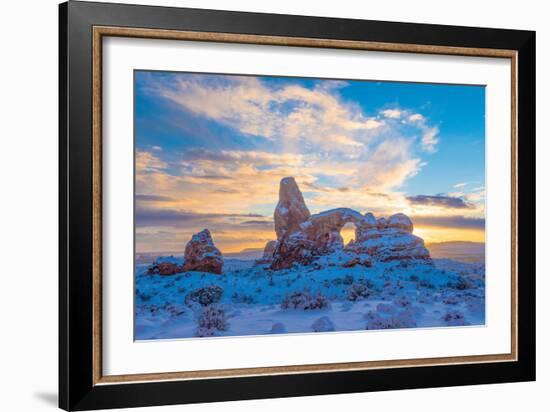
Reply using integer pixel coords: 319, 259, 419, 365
274, 177, 310, 239
270, 233, 317, 270
255, 240, 278, 264
311, 316, 335, 332
388, 213, 413, 233
147, 261, 184, 276
182, 229, 223, 274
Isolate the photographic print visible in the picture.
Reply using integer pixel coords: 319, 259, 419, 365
134, 71, 486, 340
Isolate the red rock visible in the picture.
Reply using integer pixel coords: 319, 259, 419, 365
267, 177, 431, 270
182, 229, 223, 274
274, 177, 311, 239
147, 262, 185, 276
256, 240, 278, 264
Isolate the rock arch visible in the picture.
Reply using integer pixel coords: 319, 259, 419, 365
265, 177, 429, 270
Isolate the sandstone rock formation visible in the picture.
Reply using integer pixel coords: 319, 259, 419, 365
268, 177, 430, 270
182, 229, 223, 274
274, 177, 311, 239
255, 240, 278, 264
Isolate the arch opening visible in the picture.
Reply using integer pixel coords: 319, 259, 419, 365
341, 222, 357, 247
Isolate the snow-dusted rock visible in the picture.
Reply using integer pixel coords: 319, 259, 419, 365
147, 261, 185, 276
182, 229, 223, 274
304, 208, 373, 252
270, 232, 317, 270
274, 177, 311, 239
312, 316, 335, 332
347, 214, 430, 263
363, 212, 377, 226
388, 213, 413, 233
268, 177, 430, 269
256, 240, 278, 264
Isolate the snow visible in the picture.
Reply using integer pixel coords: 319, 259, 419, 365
135, 255, 485, 340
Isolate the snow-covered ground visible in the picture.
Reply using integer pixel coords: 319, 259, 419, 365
135, 253, 485, 340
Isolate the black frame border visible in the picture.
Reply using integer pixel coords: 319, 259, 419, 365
59, 1, 535, 410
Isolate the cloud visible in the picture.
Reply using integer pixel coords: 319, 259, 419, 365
412, 215, 485, 229
359, 138, 424, 189
135, 208, 268, 229
453, 182, 468, 189
136, 194, 175, 202
407, 194, 473, 209
381, 109, 402, 119
421, 126, 439, 153
378, 107, 439, 153
408, 113, 424, 122
148, 74, 439, 157
181, 148, 305, 168
135, 208, 275, 253
240, 220, 275, 227
133, 73, 465, 251
155, 74, 382, 153
136, 151, 167, 172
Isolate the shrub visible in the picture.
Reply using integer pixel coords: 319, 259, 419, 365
281, 291, 330, 310
347, 283, 370, 301
195, 306, 228, 337
365, 309, 417, 330
343, 275, 355, 285
185, 285, 223, 307
442, 293, 460, 305
376, 302, 396, 314
393, 294, 412, 308
231, 292, 255, 304
442, 310, 468, 326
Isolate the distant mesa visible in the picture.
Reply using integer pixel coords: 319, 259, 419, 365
263, 177, 431, 270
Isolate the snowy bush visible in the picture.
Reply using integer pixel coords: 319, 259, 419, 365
185, 285, 223, 307
347, 283, 370, 301
195, 306, 228, 337
365, 309, 417, 330
391, 309, 417, 328
231, 292, 255, 304
417, 291, 434, 304
364, 311, 393, 330
442, 310, 468, 326
454, 276, 475, 290
312, 316, 335, 332
281, 291, 330, 310
393, 294, 412, 308
376, 302, 397, 314
442, 293, 460, 305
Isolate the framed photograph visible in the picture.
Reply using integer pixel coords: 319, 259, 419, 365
59, 1, 535, 410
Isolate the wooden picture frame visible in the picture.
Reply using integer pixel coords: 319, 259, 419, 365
59, 1, 535, 410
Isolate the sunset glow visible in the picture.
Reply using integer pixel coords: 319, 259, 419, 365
135, 71, 485, 254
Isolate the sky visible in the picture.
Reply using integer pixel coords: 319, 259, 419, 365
134, 71, 486, 254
